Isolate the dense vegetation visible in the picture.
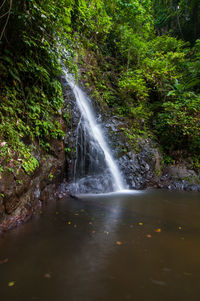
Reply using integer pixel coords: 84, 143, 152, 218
0, 0, 200, 174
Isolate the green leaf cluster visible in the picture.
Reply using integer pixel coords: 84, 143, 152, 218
0, 0, 74, 174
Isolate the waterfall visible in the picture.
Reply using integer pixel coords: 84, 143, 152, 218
63, 69, 125, 193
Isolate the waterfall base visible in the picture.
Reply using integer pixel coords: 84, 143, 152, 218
67, 172, 115, 194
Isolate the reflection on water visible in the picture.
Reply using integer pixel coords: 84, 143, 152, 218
0, 189, 200, 301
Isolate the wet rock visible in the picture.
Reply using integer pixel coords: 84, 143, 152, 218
102, 116, 200, 192
155, 165, 200, 192
60, 74, 81, 181
167, 166, 197, 179
0, 172, 16, 199
0, 137, 67, 231
0, 196, 4, 219
102, 117, 162, 189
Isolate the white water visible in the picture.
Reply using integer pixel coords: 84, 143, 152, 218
63, 69, 124, 191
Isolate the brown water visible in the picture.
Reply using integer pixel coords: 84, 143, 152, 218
0, 189, 200, 301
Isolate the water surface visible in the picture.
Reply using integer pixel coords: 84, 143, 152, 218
0, 189, 200, 301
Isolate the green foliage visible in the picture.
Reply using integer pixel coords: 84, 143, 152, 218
22, 154, 39, 175
192, 156, 200, 170
155, 92, 200, 153
120, 125, 152, 153
153, 0, 200, 43
72, 0, 112, 50
63, 112, 71, 125
119, 70, 149, 102
0, 135, 39, 175
74, 0, 200, 162
49, 173, 54, 180
162, 154, 174, 165
0, 0, 73, 174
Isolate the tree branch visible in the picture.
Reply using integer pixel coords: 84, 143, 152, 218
0, 0, 7, 11
0, 11, 9, 19
0, 0, 13, 41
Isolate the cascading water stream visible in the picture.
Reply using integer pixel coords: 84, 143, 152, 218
63, 68, 125, 193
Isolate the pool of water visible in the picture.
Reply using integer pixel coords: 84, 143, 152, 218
0, 189, 200, 301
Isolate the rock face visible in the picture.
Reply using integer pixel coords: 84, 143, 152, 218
0, 139, 66, 231
104, 116, 200, 191
156, 164, 200, 191
118, 146, 159, 190
103, 116, 162, 189
60, 73, 81, 182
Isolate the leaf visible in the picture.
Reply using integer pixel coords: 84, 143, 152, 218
167, 90, 175, 97
9, 69, 21, 82
185, 78, 200, 90
155, 228, 162, 233
8, 281, 15, 287
116, 241, 122, 245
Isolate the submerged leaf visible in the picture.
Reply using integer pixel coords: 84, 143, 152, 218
184, 272, 192, 276
116, 241, 122, 245
155, 228, 162, 233
8, 281, 15, 287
